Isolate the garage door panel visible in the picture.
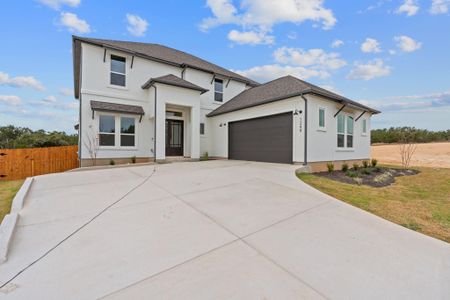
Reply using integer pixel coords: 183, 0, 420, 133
229, 113, 293, 164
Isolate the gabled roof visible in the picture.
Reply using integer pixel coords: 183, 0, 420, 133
142, 74, 208, 94
207, 75, 380, 117
73, 36, 260, 98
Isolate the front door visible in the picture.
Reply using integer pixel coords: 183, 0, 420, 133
165, 119, 184, 156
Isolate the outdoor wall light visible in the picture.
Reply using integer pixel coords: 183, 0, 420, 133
293, 109, 303, 115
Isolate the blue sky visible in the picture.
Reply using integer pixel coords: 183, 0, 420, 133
0, 0, 449, 133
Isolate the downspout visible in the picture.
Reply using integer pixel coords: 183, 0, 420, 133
78, 43, 83, 167
300, 94, 308, 165
151, 85, 158, 163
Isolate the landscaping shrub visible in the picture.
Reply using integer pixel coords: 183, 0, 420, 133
353, 177, 363, 185
326, 162, 334, 173
131, 156, 136, 164
341, 163, 349, 172
352, 163, 359, 171
362, 168, 372, 175
371, 159, 378, 167
362, 160, 369, 168
346, 170, 358, 178
109, 159, 115, 165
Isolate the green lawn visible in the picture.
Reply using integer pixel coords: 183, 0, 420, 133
298, 167, 450, 243
0, 180, 24, 223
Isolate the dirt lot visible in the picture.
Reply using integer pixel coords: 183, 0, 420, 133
372, 142, 450, 168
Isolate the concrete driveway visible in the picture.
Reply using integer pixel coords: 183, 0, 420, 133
1, 160, 449, 299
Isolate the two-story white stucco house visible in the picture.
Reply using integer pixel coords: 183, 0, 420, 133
73, 36, 380, 171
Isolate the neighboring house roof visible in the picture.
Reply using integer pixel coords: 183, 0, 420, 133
142, 74, 208, 94
90, 100, 145, 115
207, 75, 380, 117
72, 36, 260, 98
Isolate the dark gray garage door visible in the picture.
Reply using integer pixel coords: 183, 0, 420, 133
228, 112, 293, 164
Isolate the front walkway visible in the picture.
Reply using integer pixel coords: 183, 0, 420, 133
1, 160, 449, 299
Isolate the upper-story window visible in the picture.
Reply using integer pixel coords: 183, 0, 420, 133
318, 108, 325, 128
214, 78, 223, 102
362, 119, 367, 134
110, 55, 126, 87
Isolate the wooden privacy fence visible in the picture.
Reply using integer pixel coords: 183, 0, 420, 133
0, 145, 79, 180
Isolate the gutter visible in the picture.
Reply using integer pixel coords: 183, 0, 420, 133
300, 94, 308, 165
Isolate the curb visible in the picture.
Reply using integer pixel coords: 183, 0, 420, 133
0, 177, 34, 264
0, 214, 19, 264
10, 177, 34, 213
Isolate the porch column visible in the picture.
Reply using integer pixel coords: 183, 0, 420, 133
190, 104, 200, 159
155, 97, 166, 161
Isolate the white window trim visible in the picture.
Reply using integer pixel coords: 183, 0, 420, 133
98, 113, 137, 150
336, 113, 355, 151
200, 122, 206, 136
361, 118, 368, 136
109, 54, 128, 89
318, 107, 326, 132
214, 78, 224, 103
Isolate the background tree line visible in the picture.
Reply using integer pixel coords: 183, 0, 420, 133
1, 125, 449, 149
0, 125, 77, 149
371, 127, 450, 144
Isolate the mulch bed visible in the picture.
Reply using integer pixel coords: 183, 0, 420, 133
316, 167, 419, 187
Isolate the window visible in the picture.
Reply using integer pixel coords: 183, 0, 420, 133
319, 108, 325, 128
214, 78, 223, 102
110, 55, 126, 87
200, 123, 205, 135
337, 114, 345, 148
362, 119, 367, 134
99, 114, 137, 148
120, 117, 135, 147
347, 116, 354, 148
99, 115, 115, 146
166, 111, 182, 118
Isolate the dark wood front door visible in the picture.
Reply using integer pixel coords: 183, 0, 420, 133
165, 119, 184, 156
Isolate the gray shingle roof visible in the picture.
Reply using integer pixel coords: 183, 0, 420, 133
73, 36, 259, 98
90, 100, 145, 115
142, 74, 208, 94
207, 75, 380, 117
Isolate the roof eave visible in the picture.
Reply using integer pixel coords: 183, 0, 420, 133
142, 79, 209, 94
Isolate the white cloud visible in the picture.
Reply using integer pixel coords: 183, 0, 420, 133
389, 49, 397, 55
200, 0, 336, 43
233, 46, 346, 82
347, 59, 391, 80
363, 91, 450, 112
331, 39, 344, 48
38, 0, 80, 10
126, 14, 149, 37
273, 47, 347, 70
430, 0, 450, 14
227, 29, 274, 45
30, 95, 78, 110
0, 71, 45, 91
394, 35, 422, 52
0, 95, 22, 106
361, 38, 381, 53
59, 12, 91, 34
59, 87, 73, 96
396, 0, 420, 16
234, 64, 329, 82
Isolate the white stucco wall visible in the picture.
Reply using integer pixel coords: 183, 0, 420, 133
208, 97, 305, 163
305, 94, 371, 162
78, 42, 249, 161
207, 94, 372, 164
